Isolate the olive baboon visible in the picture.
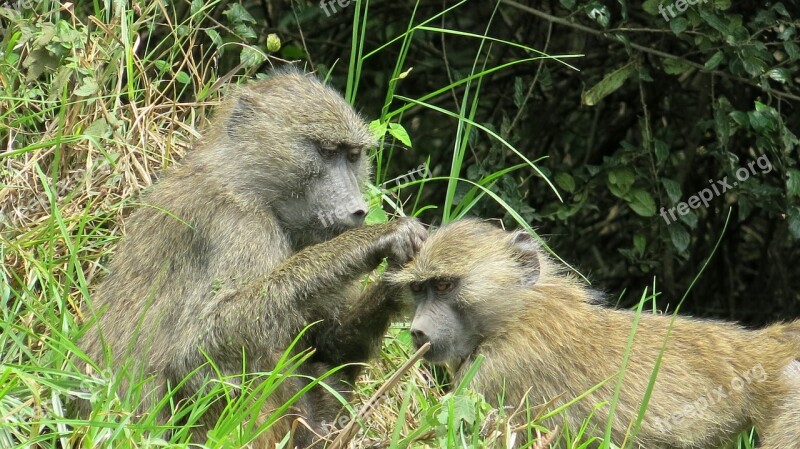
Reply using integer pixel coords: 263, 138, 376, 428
77, 69, 427, 446
391, 219, 800, 448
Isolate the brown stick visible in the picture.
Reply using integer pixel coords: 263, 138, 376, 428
327, 342, 431, 449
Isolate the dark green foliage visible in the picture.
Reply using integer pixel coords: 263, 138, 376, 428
278, 0, 800, 324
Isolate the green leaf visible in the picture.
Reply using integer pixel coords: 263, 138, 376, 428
767, 68, 790, 83
608, 168, 635, 188
755, 101, 770, 112
680, 209, 698, 229
654, 140, 669, 163
224, 4, 257, 23
607, 167, 636, 198
74, 77, 98, 97
784, 42, 800, 61
669, 17, 689, 35
641, 0, 660, 14
555, 172, 576, 193
714, 105, 730, 147
84, 118, 110, 138
388, 123, 412, 147
617, 0, 629, 20
587, 5, 611, 29
661, 178, 682, 203
662, 58, 692, 75
205, 29, 223, 48
704, 51, 724, 71
153, 60, 170, 73
366, 201, 387, 225
782, 127, 799, 152
787, 169, 800, 198
668, 224, 691, 252
627, 188, 656, 217
451, 394, 478, 425
698, 9, 730, 35
729, 24, 751, 43
788, 207, 800, 240
729, 110, 748, 126
614, 33, 632, 56
175, 71, 190, 84
582, 62, 635, 106
395, 329, 413, 347
748, 106, 777, 132
190, 0, 203, 15
773, 2, 790, 16
740, 51, 767, 77
233, 23, 257, 40
633, 233, 646, 257
513, 77, 524, 109
369, 120, 388, 140
240, 46, 266, 68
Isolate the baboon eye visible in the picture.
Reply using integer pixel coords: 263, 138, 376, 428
409, 282, 424, 293
314, 141, 337, 157
347, 150, 361, 163
317, 144, 336, 159
434, 281, 453, 293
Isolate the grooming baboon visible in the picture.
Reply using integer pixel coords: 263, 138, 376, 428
391, 219, 800, 448
77, 68, 427, 446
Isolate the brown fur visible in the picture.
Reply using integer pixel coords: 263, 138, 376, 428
76, 68, 427, 447
393, 219, 800, 448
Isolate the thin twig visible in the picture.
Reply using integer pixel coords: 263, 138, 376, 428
508, 22, 553, 132
327, 342, 431, 449
290, 1, 314, 72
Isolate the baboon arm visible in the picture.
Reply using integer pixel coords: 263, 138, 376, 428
313, 281, 402, 365
208, 223, 399, 351
263, 222, 399, 314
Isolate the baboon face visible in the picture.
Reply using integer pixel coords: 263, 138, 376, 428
397, 220, 541, 364
272, 138, 372, 234
408, 277, 482, 363
219, 71, 377, 236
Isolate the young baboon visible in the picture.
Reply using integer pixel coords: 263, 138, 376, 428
76, 68, 427, 446
391, 219, 800, 448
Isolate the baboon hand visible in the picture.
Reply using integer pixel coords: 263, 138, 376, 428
376, 217, 428, 267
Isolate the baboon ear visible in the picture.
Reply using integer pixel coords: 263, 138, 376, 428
510, 230, 541, 287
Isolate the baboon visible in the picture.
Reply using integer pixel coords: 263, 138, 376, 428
76, 68, 427, 446
391, 219, 800, 448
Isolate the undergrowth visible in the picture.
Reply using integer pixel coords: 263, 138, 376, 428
0, 1, 761, 448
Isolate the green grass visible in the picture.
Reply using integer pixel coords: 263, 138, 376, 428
0, 1, 762, 448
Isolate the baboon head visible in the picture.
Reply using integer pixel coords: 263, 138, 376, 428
200, 68, 377, 241
390, 219, 544, 365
